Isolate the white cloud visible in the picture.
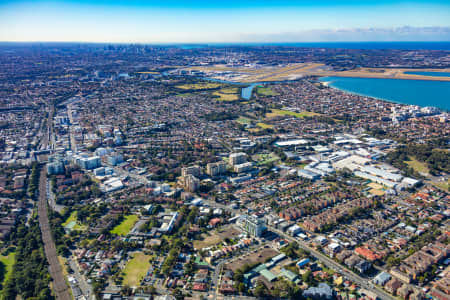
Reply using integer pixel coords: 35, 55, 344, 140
235, 26, 450, 42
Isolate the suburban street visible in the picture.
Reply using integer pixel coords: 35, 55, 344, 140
199, 197, 395, 300
269, 226, 396, 300
47, 180, 65, 213
68, 256, 95, 299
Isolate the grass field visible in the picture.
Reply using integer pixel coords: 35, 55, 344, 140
405, 157, 429, 175
256, 86, 279, 96
62, 211, 87, 232
176, 83, 222, 90
256, 122, 273, 129
111, 215, 139, 236
247, 127, 262, 133
267, 109, 320, 119
253, 153, 280, 165
236, 116, 253, 125
212, 87, 240, 101
193, 234, 222, 250
62, 211, 77, 227
431, 179, 449, 192
121, 252, 152, 287
58, 256, 68, 276
0, 250, 16, 289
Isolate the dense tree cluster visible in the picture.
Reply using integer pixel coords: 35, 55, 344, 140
386, 142, 450, 176
2, 219, 54, 300
203, 111, 237, 121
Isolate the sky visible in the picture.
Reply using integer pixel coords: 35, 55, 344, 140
0, 0, 450, 43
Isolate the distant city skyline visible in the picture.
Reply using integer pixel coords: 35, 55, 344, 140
1, 0, 450, 43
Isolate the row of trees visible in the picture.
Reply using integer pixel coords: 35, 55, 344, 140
2, 219, 54, 300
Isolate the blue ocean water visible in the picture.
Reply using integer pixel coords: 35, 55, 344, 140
319, 76, 450, 110
404, 71, 450, 77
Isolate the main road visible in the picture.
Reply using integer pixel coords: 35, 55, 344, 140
67, 104, 77, 152
199, 198, 395, 300
115, 165, 394, 300
268, 226, 396, 300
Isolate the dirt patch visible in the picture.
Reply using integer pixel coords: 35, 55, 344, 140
225, 248, 279, 272
193, 226, 240, 250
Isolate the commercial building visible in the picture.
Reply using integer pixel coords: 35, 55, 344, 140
234, 162, 253, 173
230, 174, 252, 185
302, 283, 334, 299
362, 166, 403, 182
159, 212, 180, 233
297, 258, 310, 268
184, 174, 200, 192
274, 139, 309, 148
47, 161, 64, 175
206, 161, 227, 176
229, 152, 247, 166
100, 177, 123, 192
242, 215, 266, 237
72, 153, 101, 170
106, 152, 123, 166
373, 272, 391, 286
298, 169, 320, 180
287, 224, 302, 236
181, 165, 201, 178
354, 171, 397, 188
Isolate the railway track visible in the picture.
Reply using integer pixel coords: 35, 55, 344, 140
38, 165, 72, 300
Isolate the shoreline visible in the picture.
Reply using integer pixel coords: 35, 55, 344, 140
318, 72, 450, 82
319, 78, 449, 111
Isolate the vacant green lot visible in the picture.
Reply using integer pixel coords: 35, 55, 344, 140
62, 211, 87, 232
253, 153, 280, 165
256, 86, 279, 96
121, 252, 152, 287
212, 87, 240, 101
0, 250, 16, 290
193, 226, 240, 249
111, 215, 139, 236
267, 109, 321, 119
405, 157, 429, 175
257, 122, 273, 129
236, 116, 252, 125
62, 211, 77, 227
176, 82, 222, 90
432, 179, 449, 192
